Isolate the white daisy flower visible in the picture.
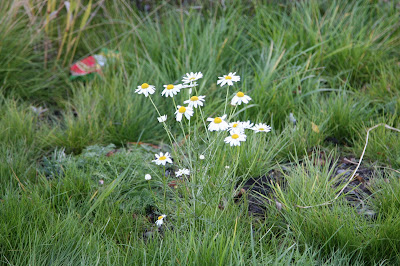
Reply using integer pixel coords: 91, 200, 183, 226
182, 72, 203, 84
199, 155, 205, 160
225, 166, 230, 169
155, 214, 166, 227
240, 120, 254, 129
157, 115, 167, 123
152, 152, 173, 166
217, 72, 240, 87
224, 132, 247, 146
145, 174, 152, 180
182, 82, 198, 88
161, 84, 183, 97
207, 114, 229, 131
175, 105, 194, 122
175, 168, 190, 177
182, 82, 199, 94
135, 83, 156, 97
228, 121, 245, 134
231, 91, 252, 105
184, 95, 206, 108
252, 123, 272, 133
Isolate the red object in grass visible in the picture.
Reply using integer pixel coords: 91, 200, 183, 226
70, 55, 102, 76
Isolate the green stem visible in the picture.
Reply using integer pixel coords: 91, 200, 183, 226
194, 87, 210, 141
223, 85, 230, 115
148, 95, 188, 168
163, 165, 166, 211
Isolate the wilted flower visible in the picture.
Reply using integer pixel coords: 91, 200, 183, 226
175, 168, 190, 177
155, 214, 166, 227
240, 120, 254, 129
182, 72, 203, 84
157, 115, 167, 123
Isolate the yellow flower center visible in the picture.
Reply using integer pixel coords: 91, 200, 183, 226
233, 123, 239, 128
225, 76, 232, 80
159, 156, 167, 160
158, 216, 164, 220
190, 77, 196, 80
167, 84, 174, 90
190, 96, 199, 101
214, 117, 222, 124
236, 91, 245, 97
178, 106, 186, 113
259, 128, 264, 131
232, 134, 239, 139
141, 83, 149, 89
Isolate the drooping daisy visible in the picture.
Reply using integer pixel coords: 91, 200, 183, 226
182, 82, 198, 88
175, 105, 194, 122
228, 121, 245, 134
135, 83, 156, 97
145, 174, 152, 180
175, 168, 190, 177
184, 95, 206, 108
241, 120, 254, 129
224, 132, 247, 146
217, 72, 240, 87
155, 214, 166, 227
231, 91, 252, 105
182, 72, 203, 84
252, 123, 272, 133
182, 82, 199, 94
152, 152, 173, 166
207, 114, 229, 131
161, 84, 182, 97
157, 115, 167, 123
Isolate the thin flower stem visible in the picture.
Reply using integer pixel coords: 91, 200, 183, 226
148, 95, 174, 145
194, 87, 210, 141
148, 95, 162, 117
147, 180, 158, 209
223, 85, 230, 115
163, 165, 166, 210
243, 134, 262, 178
148, 95, 187, 165
228, 105, 238, 121
188, 118, 192, 169
172, 97, 178, 111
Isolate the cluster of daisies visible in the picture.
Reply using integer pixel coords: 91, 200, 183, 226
137, 71, 271, 227
135, 71, 270, 147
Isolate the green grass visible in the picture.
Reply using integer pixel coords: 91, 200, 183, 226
1, 0, 400, 264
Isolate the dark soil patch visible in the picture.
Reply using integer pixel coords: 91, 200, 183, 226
238, 156, 381, 218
